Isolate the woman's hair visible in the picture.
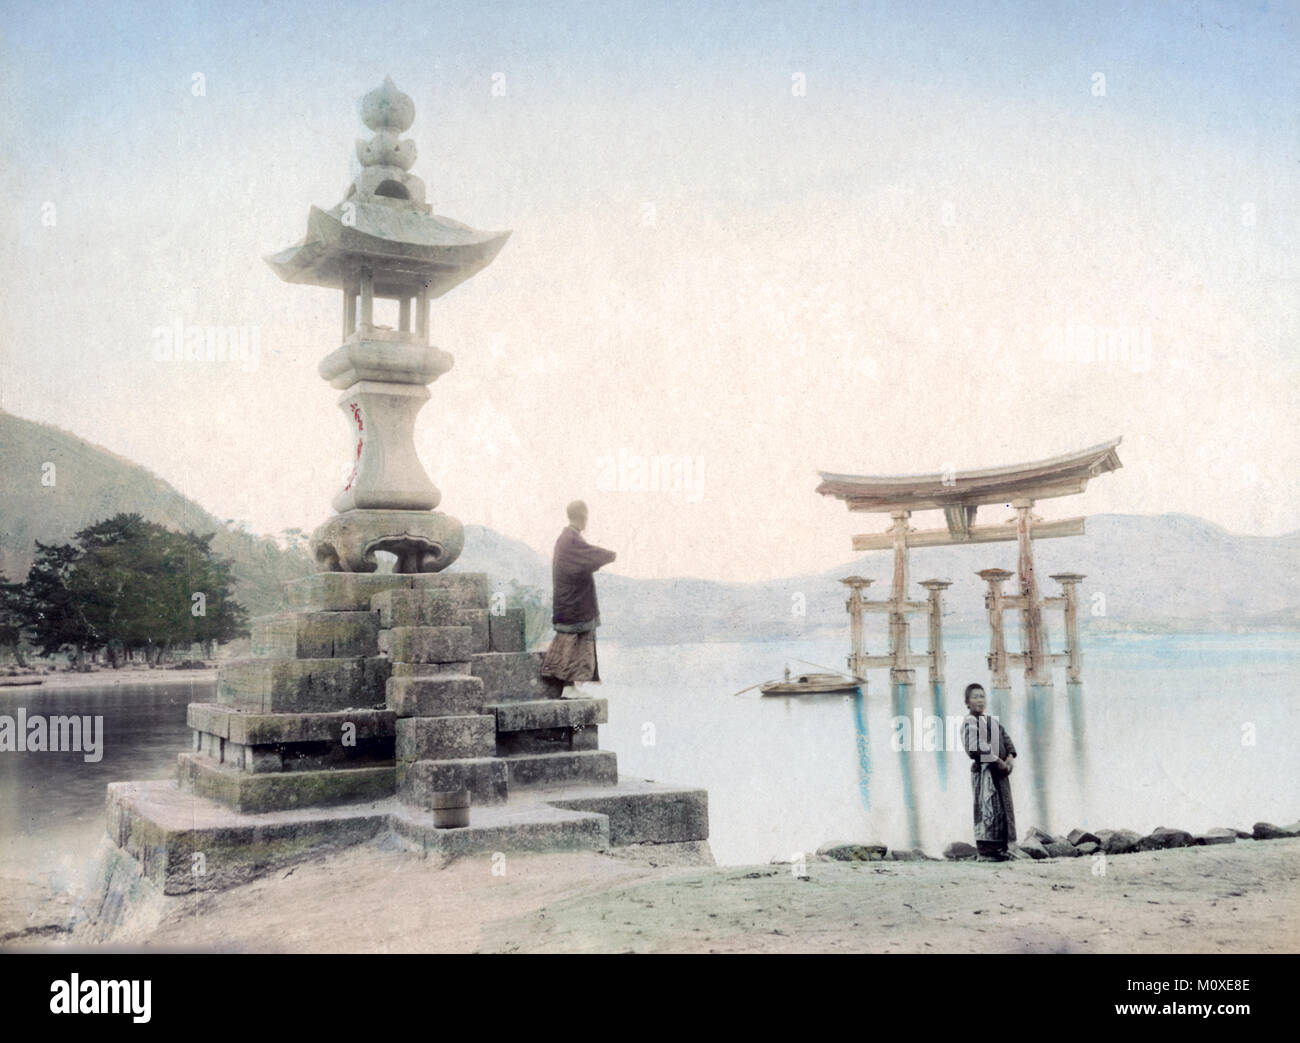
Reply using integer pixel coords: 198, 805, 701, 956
963, 683, 985, 706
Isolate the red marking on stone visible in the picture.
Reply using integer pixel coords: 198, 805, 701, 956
343, 403, 364, 491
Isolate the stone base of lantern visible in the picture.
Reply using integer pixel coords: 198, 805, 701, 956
97, 570, 710, 898
311, 508, 465, 574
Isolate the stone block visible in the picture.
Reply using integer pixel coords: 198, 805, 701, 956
104, 780, 389, 894
369, 577, 491, 626
470, 652, 563, 703
816, 842, 888, 862
385, 626, 473, 664
251, 611, 379, 659
395, 715, 496, 760
285, 573, 423, 612
217, 657, 391, 713
177, 752, 395, 813
1095, 828, 1142, 855
503, 750, 618, 789
390, 802, 607, 857
487, 698, 607, 732
1252, 821, 1297, 840
387, 674, 485, 717
1067, 829, 1100, 846
547, 784, 709, 845
1194, 829, 1236, 846
488, 609, 525, 652
391, 661, 472, 678
187, 704, 396, 746
1045, 840, 1079, 858
1136, 826, 1193, 851
943, 841, 979, 860
497, 726, 599, 756
399, 757, 508, 806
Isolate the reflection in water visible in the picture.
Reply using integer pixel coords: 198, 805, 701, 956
1, 633, 1298, 874
850, 688, 870, 813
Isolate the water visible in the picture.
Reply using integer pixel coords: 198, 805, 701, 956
595, 632, 1300, 864
1, 634, 1296, 877
0, 679, 200, 886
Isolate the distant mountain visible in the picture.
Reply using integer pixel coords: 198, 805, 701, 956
0, 410, 314, 617
2, 410, 1296, 643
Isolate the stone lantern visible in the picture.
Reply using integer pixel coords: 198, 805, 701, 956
267, 77, 510, 574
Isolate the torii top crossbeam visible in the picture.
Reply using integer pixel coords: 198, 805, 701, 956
817, 438, 1122, 549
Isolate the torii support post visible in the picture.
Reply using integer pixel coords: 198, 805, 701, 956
840, 576, 873, 688
887, 511, 912, 669
920, 579, 951, 790
977, 568, 1014, 712
1013, 499, 1053, 831
887, 513, 921, 848
1051, 572, 1087, 766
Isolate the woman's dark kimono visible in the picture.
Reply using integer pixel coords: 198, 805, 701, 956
961, 712, 1017, 857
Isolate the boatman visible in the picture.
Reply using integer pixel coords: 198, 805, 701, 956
541, 500, 617, 697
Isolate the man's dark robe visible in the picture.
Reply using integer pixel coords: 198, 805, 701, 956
961, 712, 1018, 856
551, 526, 616, 630
541, 526, 616, 685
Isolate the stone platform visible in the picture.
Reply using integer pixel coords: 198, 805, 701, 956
106, 778, 710, 894
102, 571, 710, 895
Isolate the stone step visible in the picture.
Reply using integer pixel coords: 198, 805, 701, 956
387, 674, 485, 717
369, 578, 491, 625
177, 752, 395, 813
398, 757, 509, 807
497, 727, 599, 756
106, 780, 391, 894
251, 611, 379, 659
217, 657, 391, 713
503, 750, 618, 789
470, 652, 563, 703
191, 730, 393, 774
395, 715, 496, 761
187, 704, 395, 746
380, 625, 473, 664
545, 781, 711, 846
486, 698, 607, 732
390, 802, 607, 857
391, 661, 471, 678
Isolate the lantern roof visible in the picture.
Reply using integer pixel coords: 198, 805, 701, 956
266, 77, 510, 298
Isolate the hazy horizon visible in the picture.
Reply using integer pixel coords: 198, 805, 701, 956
3, 0, 1296, 581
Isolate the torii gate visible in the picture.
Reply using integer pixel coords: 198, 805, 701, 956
817, 437, 1123, 838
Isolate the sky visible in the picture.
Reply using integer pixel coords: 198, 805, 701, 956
1, 0, 1297, 581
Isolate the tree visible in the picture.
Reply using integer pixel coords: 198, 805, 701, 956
20, 514, 249, 665
0, 573, 30, 666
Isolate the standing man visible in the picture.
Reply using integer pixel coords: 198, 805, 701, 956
541, 500, 617, 696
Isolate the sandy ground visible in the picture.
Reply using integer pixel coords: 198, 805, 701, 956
4, 837, 1296, 953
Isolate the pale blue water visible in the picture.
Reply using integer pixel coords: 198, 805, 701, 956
1, 634, 1296, 876
596, 632, 1300, 864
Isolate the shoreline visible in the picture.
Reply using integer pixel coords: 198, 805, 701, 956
0, 668, 218, 693
3, 835, 1296, 953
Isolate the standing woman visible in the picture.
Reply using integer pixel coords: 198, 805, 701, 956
961, 683, 1018, 861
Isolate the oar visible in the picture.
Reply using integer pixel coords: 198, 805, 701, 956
730, 681, 769, 697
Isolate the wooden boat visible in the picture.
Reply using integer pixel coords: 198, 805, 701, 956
0, 677, 45, 687
760, 672, 859, 696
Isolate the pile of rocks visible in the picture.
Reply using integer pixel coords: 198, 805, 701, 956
816, 821, 1299, 864
941, 820, 1300, 861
